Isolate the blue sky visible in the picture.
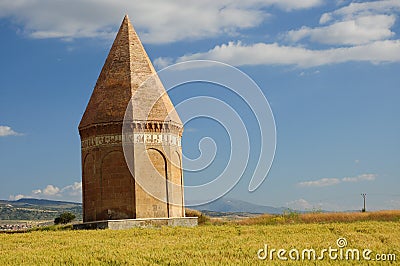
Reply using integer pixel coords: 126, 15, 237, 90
0, 0, 399, 211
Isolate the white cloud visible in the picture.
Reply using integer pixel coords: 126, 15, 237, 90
253, 0, 323, 11
298, 174, 377, 188
298, 177, 341, 187
170, 1, 400, 67
42, 185, 60, 196
0, 0, 322, 44
32, 189, 42, 195
286, 15, 396, 45
153, 57, 174, 69
60, 182, 82, 197
320, 0, 400, 24
8, 194, 25, 201
286, 198, 313, 210
298, 70, 320, 77
184, 127, 199, 133
342, 173, 376, 182
0, 126, 22, 137
173, 40, 400, 68
286, 1, 400, 46
9, 181, 82, 202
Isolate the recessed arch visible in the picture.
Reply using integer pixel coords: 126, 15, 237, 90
83, 153, 96, 222
145, 148, 169, 217
100, 150, 135, 220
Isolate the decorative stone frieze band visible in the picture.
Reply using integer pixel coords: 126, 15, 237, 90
81, 132, 181, 149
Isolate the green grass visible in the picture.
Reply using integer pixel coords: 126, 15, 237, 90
0, 221, 399, 265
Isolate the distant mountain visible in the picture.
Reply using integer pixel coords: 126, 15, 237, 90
0, 198, 82, 221
14, 198, 81, 207
191, 198, 289, 214
0, 197, 292, 221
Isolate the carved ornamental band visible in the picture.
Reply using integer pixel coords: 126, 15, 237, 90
81, 133, 181, 149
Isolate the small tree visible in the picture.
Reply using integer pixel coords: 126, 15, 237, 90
54, 212, 76, 225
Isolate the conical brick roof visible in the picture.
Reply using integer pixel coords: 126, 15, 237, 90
79, 15, 181, 129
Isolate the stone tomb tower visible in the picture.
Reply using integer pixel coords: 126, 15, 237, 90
78, 15, 186, 223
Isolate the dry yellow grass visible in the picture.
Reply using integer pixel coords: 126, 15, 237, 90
0, 221, 399, 265
233, 210, 400, 226
0, 211, 399, 265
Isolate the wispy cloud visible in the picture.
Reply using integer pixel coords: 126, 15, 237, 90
9, 194, 25, 201
320, 0, 400, 24
298, 177, 341, 187
285, 1, 400, 46
286, 198, 313, 210
60, 182, 82, 197
153, 1, 400, 68
168, 40, 400, 68
0, 126, 22, 137
0, 0, 322, 44
298, 174, 377, 188
9, 182, 82, 202
286, 14, 396, 45
342, 174, 376, 182
184, 127, 198, 133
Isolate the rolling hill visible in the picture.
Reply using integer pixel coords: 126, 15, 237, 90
0, 198, 82, 221
0, 197, 292, 221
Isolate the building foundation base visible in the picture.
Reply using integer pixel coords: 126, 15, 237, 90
73, 217, 198, 230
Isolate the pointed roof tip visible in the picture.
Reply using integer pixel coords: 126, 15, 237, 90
79, 13, 183, 129
122, 14, 134, 28
123, 14, 130, 23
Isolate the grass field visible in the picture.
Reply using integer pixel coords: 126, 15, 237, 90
0, 212, 399, 265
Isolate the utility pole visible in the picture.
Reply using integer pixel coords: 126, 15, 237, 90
361, 193, 366, 212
